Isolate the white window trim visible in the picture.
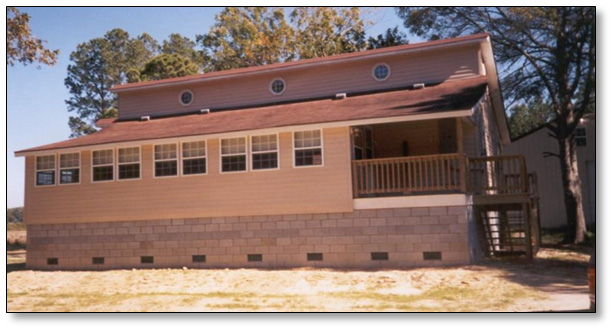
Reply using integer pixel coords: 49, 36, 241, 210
91, 148, 115, 183
372, 63, 391, 82
178, 89, 194, 106
34, 154, 57, 187
153, 143, 179, 178
181, 140, 208, 176
250, 133, 280, 171
58, 152, 81, 185
292, 129, 325, 168
117, 146, 141, 181
269, 78, 286, 96
220, 137, 248, 174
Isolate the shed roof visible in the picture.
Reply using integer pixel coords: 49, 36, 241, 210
17, 76, 487, 155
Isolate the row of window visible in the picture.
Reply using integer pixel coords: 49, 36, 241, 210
177, 63, 392, 106
35, 130, 324, 186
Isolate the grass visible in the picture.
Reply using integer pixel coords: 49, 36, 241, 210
541, 223, 596, 247
7, 222, 26, 231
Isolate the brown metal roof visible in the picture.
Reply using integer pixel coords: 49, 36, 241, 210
110, 33, 490, 92
17, 76, 487, 154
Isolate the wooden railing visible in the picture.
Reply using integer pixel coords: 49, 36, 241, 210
352, 154, 532, 198
352, 154, 463, 197
466, 155, 528, 195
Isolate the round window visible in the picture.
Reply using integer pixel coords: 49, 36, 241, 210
179, 90, 193, 106
270, 79, 285, 95
373, 64, 390, 81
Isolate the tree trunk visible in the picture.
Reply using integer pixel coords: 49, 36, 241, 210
557, 134, 587, 243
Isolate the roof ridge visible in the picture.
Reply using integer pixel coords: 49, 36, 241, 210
111, 33, 490, 92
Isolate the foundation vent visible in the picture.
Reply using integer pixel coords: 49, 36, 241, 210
192, 255, 206, 263
247, 254, 262, 262
140, 116, 151, 121
92, 257, 105, 265
413, 83, 425, 89
307, 253, 324, 261
335, 93, 347, 100
200, 108, 210, 114
141, 256, 154, 264
47, 258, 58, 265
371, 252, 389, 261
423, 251, 442, 260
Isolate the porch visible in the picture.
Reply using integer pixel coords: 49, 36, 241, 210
350, 119, 540, 260
350, 118, 536, 199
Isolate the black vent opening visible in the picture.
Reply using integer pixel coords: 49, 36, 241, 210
371, 252, 389, 261
307, 253, 323, 261
92, 257, 105, 265
192, 255, 206, 263
247, 254, 263, 262
423, 251, 442, 260
47, 258, 58, 265
141, 256, 154, 264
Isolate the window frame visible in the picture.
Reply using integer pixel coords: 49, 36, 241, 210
34, 154, 57, 187
269, 78, 286, 96
372, 63, 391, 82
293, 129, 324, 168
181, 140, 208, 176
178, 89, 194, 106
153, 143, 179, 178
91, 148, 115, 183
219, 136, 248, 174
116, 146, 141, 181
58, 152, 81, 185
250, 133, 280, 171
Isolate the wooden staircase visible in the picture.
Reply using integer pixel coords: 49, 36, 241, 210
476, 203, 535, 258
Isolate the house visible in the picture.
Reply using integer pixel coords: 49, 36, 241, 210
503, 118, 596, 228
15, 33, 540, 270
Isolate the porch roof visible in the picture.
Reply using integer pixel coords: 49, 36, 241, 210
16, 76, 487, 155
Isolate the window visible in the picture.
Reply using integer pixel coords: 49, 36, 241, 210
373, 63, 390, 81
154, 144, 178, 177
221, 137, 247, 172
92, 149, 114, 182
59, 153, 80, 184
294, 130, 323, 167
270, 78, 285, 95
118, 147, 140, 180
576, 128, 587, 147
36, 155, 56, 186
182, 141, 207, 175
251, 134, 278, 170
179, 90, 193, 106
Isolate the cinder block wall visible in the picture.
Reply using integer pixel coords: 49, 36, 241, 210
26, 206, 471, 270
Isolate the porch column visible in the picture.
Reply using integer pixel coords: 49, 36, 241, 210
456, 118, 467, 192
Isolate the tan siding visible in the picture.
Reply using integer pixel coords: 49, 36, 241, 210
25, 127, 354, 224
118, 45, 482, 120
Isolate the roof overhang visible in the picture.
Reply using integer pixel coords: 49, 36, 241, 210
15, 109, 473, 157
479, 36, 511, 146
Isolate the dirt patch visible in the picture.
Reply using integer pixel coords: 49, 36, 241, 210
7, 248, 590, 312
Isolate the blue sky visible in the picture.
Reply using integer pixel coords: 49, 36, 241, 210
7, 7, 410, 208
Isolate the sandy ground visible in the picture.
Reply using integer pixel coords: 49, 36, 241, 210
6, 247, 590, 312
